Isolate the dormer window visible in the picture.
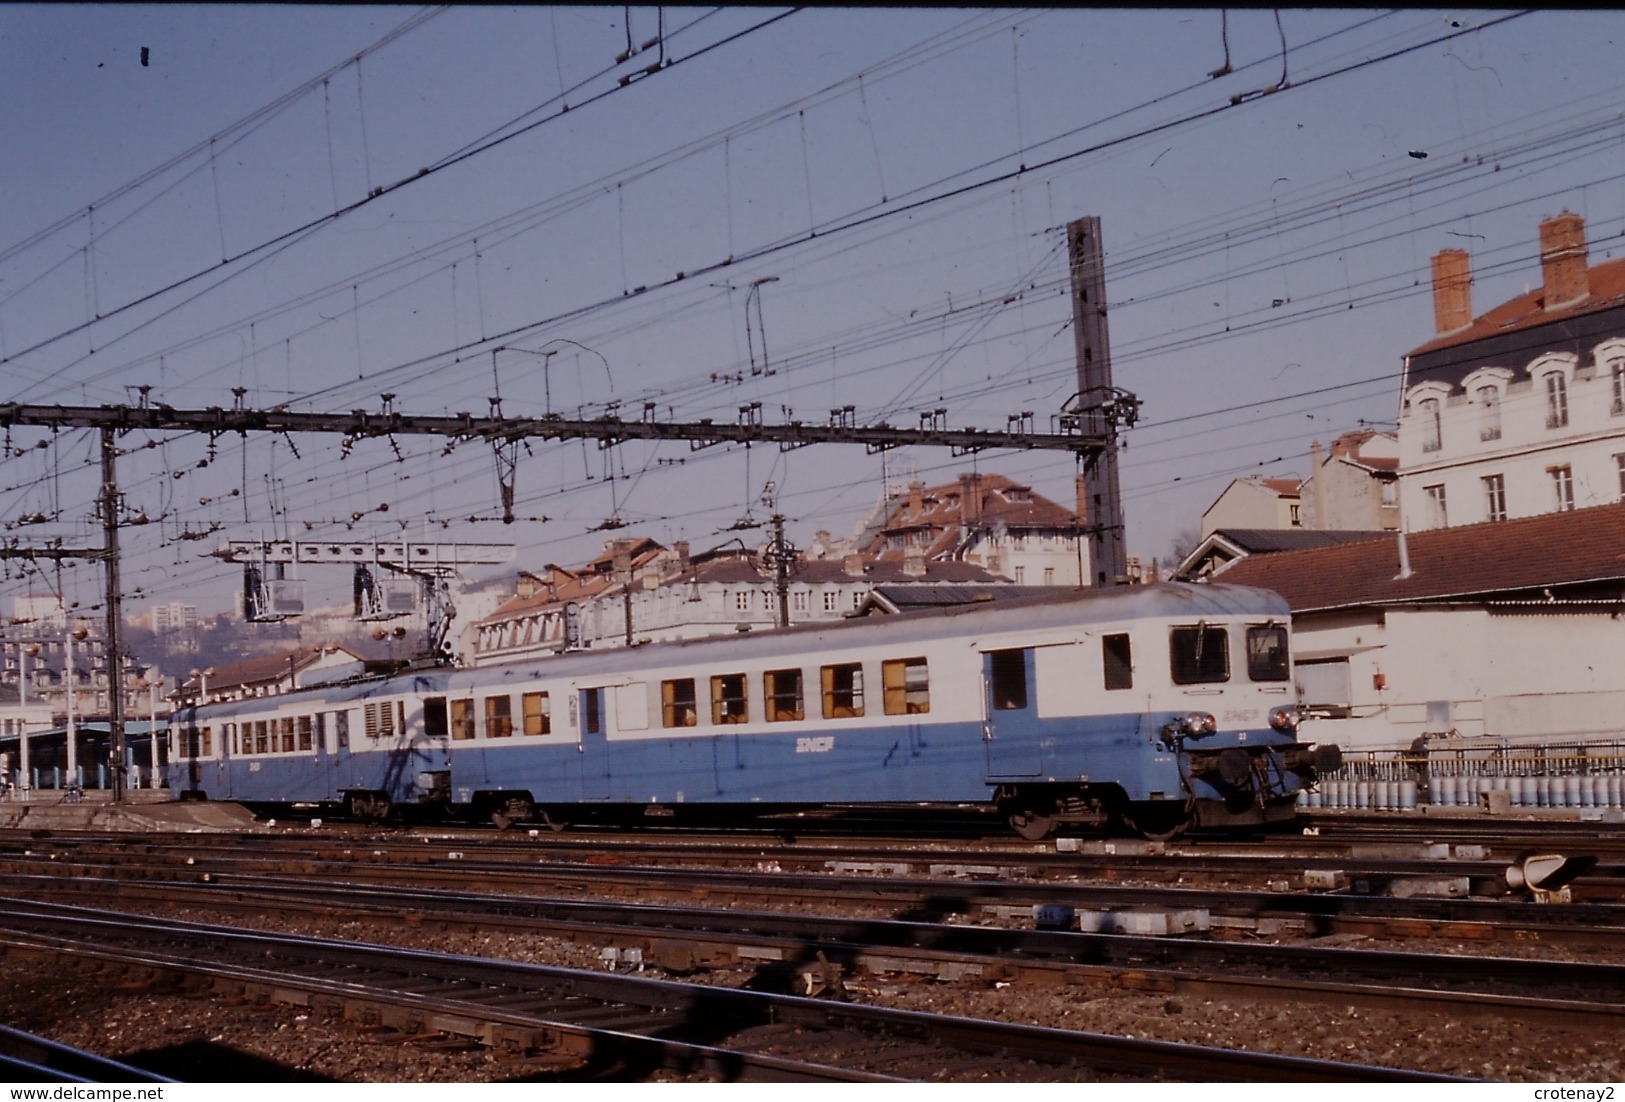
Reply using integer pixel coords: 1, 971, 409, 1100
1420, 398, 1442, 452
1545, 372, 1569, 429
1476, 385, 1501, 441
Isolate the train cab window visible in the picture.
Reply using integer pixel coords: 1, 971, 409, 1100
297, 715, 313, 751
1103, 633, 1133, 691
1171, 625, 1229, 684
485, 695, 514, 738
764, 668, 804, 722
662, 679, 698, 728
423, 697, 449, 739
882, 657, 930, 715
988, 649, 1029, 711
711, 673, 749, 725
1246, 625, 1290, 682
821, 663, 865, 719
522, 691, 551, 735
450, 699, 475, 740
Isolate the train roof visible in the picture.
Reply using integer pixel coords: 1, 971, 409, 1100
455, 582, 1288, 686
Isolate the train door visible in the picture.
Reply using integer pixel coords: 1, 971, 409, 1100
173, 707, 206, 797
579, 687, 610, 799
983, 647, 1043, 777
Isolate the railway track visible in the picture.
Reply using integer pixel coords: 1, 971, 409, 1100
3, 869, 1622, 1031
0, 899, 1459, 1083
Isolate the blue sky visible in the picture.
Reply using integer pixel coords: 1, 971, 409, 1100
3, 7, 1623, 619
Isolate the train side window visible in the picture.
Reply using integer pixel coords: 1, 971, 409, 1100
485, 695, 514, 738
255, 720, 270, 755
450, 699, 475, 740
1171, 626, 1229, 684
1103, 633, 1133, 690
662, 679, 698, 728
711, 673, 748, 725
821, 663, 865, 719
297, 715, 313, 751
423, 697, 449, 738
200, 727, 212, 757
334, 711, 349, 751
522, 691, 551, 735
764, 668, 804, 722
988, 649, 1028, 710
1246, 625, 1290, 682
280, 717, 296, 752
882, 657, 930, 715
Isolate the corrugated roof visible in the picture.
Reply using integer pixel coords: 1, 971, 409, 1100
1213, 501, 1625, 612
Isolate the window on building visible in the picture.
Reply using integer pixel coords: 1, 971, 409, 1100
988, 649, 1029, 710
793, 590, 809, 612
1289, 503, 1302, 527
1380, 479, 1398, 508
1617, 453, 1625, 501
821, 663, 864, 718
522, 691, 551, 735
1043, 567, 1055, 585
1420, 397, 1442, 452
711, 673, 748, 724
1612, 359, 1625, 416
764, 668, 804, 722
485, 694, 513, 738
1246, 625, 1290, 682
822, 592, 838, 613
1477, 385, 1502, 441
1013, 566, 1026, 584
1483, 473, 1507, 522
1102, 633, 1132, 691
882, 657, 930, 715
1550, 465, 1575, 511
1423, 483, 1448, 529
450, 698, 475, 740
735, 591, 752, 612
661, 678, 698, 728
1170, 626, 1229, 684
1545, 372, 1569, 429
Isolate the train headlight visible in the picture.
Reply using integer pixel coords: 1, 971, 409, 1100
1182, 712, 1217, 738
1268, 706, 1298, 732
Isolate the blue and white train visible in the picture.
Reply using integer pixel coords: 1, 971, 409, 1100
168, 582, 1340, 839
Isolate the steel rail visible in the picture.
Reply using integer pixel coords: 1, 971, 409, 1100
0, 898, 1464, 1082
5, 871, 1625, 1031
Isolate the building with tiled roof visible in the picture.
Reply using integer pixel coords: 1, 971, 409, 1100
1199, 475, 1303, 539
1301, 429, 1400, 533
836, 472, 1089, 586
1399, 212, 1625, 531
1172, 527, 1390, 583
1214, 502, 1625, 750
175, 645, 366, 704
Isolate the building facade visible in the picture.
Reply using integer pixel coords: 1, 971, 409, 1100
1199, 476, 1303, 538
1398, 212, 1625, 531
1300, 429, 1400, 531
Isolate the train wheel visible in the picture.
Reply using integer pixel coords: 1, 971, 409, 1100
1007, 808, 1056, 841
1123, 801, 1191, 842
537, 807, 569, 833
491, 796, 535, 830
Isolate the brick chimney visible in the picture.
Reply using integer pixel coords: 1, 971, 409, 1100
958, 473, 982, 523
902, 548, 927, 577
1540, 211, 1589, 311
1430, 249, 1472, 335
843, 552, 865, 577
1074, 474, 1089, 530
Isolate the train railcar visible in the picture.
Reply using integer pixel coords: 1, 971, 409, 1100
169, 582, 1340, 838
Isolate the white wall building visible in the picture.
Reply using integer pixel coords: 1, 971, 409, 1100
1399, 212, 1625, 531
